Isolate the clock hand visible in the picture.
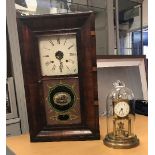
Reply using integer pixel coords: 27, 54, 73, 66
119, 108, 124, 115
55, 50, 64, 72
59, 60, 63, 72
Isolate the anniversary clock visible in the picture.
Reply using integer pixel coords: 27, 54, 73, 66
104, 80, 139, 149
17, 12, 100, 141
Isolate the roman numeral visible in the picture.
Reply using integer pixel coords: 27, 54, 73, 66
68, 59, 74, 64
69, 53, 76, 56
44, 47, 50, 51
49, 40, 54, 46
68, 44, 74, 50
45, 61, 51, 66
57, 37, 60, 44
52, 64, 56, 70
64, 38, 67, 45
43, 55, 49, 57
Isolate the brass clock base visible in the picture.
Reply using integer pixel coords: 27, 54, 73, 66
103, 134, 139, 149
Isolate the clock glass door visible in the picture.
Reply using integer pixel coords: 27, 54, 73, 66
42, 78, 81, 125
38, 32, 82, 126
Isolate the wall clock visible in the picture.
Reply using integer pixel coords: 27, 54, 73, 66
17, 12, 100, 141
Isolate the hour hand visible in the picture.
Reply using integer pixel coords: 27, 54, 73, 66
119, 108, 123, 115
55, 50, 64, 72
59, 61, 63, 72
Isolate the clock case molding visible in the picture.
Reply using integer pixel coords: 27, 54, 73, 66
17, 12, 100, 141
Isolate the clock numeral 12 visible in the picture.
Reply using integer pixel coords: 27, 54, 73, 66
66, 65, 70, 71
57, 37, 60, 44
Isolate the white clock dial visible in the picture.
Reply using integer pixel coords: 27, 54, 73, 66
38, 34, 78, 76
114, 101, 130, 117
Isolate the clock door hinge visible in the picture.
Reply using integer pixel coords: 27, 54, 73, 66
37, 79, 42, 83
92, 67, 97, 72
90, 31, 96, 36
94, 101, 99, 106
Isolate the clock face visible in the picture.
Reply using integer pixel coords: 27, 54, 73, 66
114, 101, 130, 117
38, 33, 78, 76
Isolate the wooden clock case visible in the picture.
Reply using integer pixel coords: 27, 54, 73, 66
17, 12, 100, 142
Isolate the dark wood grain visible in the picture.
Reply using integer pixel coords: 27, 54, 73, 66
17, 12, 100, 142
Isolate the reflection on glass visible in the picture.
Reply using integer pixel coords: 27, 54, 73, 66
15, 0, 108, 55
15, 0, 106, 16
113, 0, 142, 55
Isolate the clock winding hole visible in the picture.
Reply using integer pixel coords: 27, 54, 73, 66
55, 50, 64, 60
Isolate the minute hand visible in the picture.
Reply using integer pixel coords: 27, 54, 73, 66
119, 108, 124, 115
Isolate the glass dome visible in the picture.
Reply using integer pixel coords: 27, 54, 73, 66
104, 80, 139, 149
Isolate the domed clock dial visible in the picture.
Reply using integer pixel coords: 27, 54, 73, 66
38, 33, 78, 76
114, 101, 130, 117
